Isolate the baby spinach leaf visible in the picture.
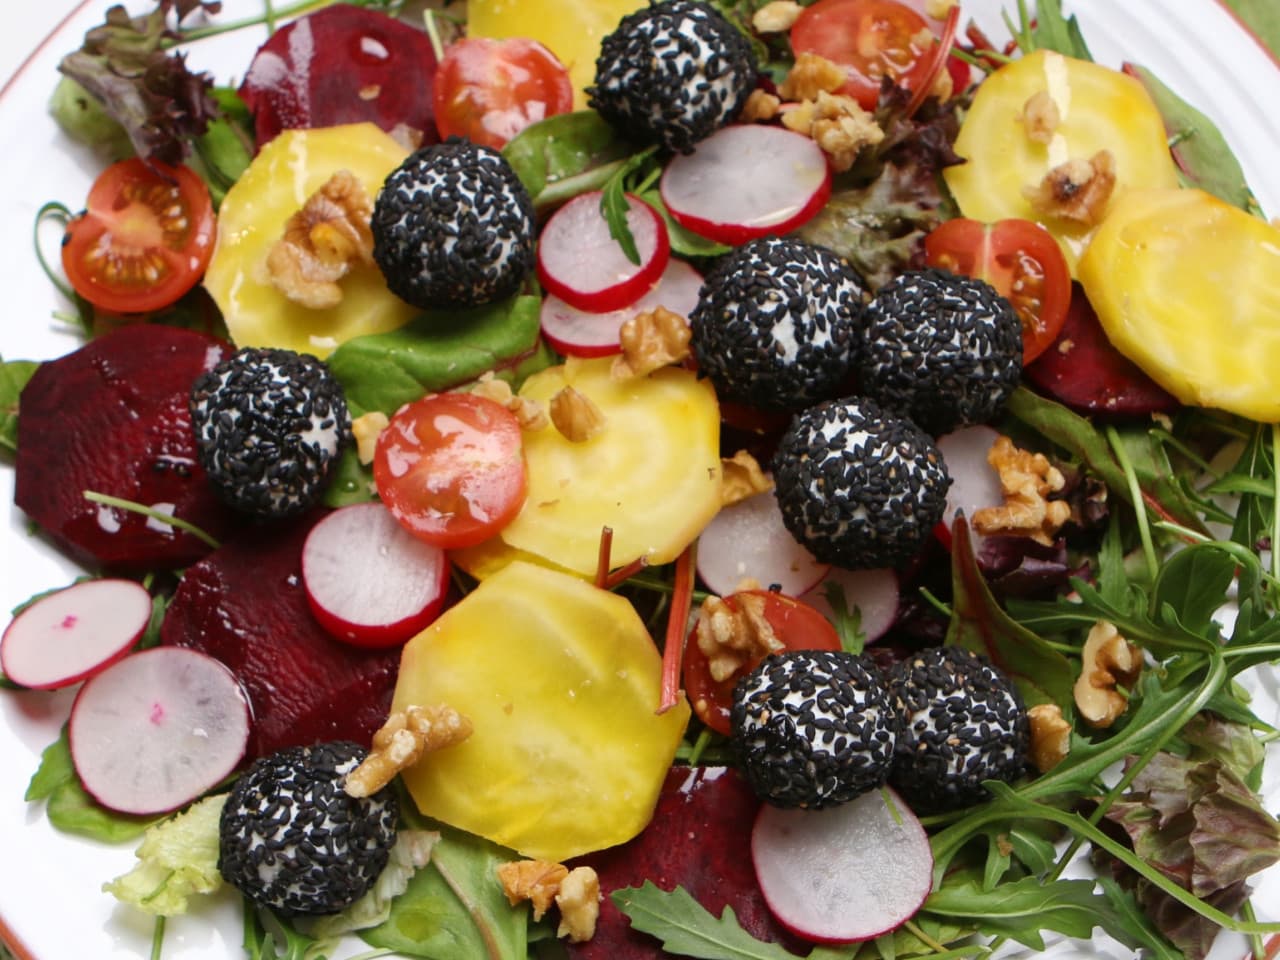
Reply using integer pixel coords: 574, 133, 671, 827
503, 111, 633, 215
1150, 543, 1236, 641
0, 357, 39, 456
322, 447, 376, 508
27, 727, 157, 841
639, 188, 732, 259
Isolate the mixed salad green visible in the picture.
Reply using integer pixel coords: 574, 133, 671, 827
3, 1, 1280, 959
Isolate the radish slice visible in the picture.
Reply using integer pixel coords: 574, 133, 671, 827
540, 258, 704, 358
0, 579, 152, 690
536, 191, 670, 313
801, 567, 899, 643
936, 424, 1003, 549
660, 124, 832, 246
69, 647, 250, 815
696, 488, 829, 597
752, 787, 933, 943
302, 502, 450, 648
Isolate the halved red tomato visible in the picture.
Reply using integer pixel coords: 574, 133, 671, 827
789, 0, 937, 110
374, 392, 527, 550
684, 590, 842, 736
61, 158, 215, 314
924, 217, 1072, 364
433, 36, 574, 149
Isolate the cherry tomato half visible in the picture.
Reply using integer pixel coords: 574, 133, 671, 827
374, 392, 528, 550
924, 217, 1072, 364
61, 158, 215, 314
433, 36, 574, 150
684, 590, 842, 737
790, 0, 936, 111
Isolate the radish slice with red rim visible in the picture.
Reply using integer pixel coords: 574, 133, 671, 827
801, 567, 899, 643
935, 424, 1003, 549
752, 786, 933, 943
69, 646, 251, 815
696, 488, 829, 597
302, 501, 451, 648
536, 190, 670, 313
660, 124, 832, 246
1, 578, 152, 690
540, 258, 704, 358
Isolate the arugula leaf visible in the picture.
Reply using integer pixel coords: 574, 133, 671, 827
600, 147, 661, 267
1007, 0, 1093, 60
822, 582, 867, 655
0, 357, 39, 456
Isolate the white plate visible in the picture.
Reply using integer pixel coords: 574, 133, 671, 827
1, 2, 1278, 958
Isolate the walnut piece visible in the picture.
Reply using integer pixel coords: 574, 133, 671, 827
556, 867, 602, 943
498, 861, 600, 942
498, 860, 569, 921
752, 0, 804, 32
778, 52, 848, 102
1074, 621, 1142, 728
696, 592, 783, 684
1021, 90, 1061, 145
781, 90, 885, 173
345, 704, 473, 798
721, 450, 772, 507
612, 306, 692, 379
1027, 703, 1071, 772
473, 373, 549, 431
1023, 150, 1117, 226
351, 411, 389, 466
972, 435, 1072, 546
267, 170, 375, 309
741, 88, 782, 123
549, 386, 607, 442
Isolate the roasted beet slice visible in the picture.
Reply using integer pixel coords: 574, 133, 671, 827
160, 511, 401, 759
1023, 284, 1177, 416
568, 766, 807, 959
239, 4, 439, 148
15, 325, 237, 572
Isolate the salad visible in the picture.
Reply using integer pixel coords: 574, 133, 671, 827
2, 1, 1280, 959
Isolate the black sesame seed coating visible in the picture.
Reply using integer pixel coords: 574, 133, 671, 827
730, 649, 897, 809
190, 347, 350, 519
690, 237, 868, 413
857, 268, 1022, 435
372, 139, 536, 309
888, 646, 1029, 812
588, 0, 757, 154
771, 397, 950, 569
218, 741, 398, 916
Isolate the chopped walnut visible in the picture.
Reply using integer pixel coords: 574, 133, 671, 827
612, 306, 692, 379
498, 862, 600, 942
782, 91, 885, 173
752, 0, 804, 32
741, 88, 782, 123
267, 170, 375, 309
972, 435, 1072, 546
473, 373, 549, 431
1021, 90, 1061, 145
1027, 703, 1071, 772
351, 411, 390, 465
925, 0, 957, 17
1024, 150, 1117, 226
778, 52, 848, 102
498, 860, 569, 921
696, 592, 783, 683
556, 867, 602, 943
1074, 621, 1142, 728
721, 450, 772, 506
549, 386, 606, 442
345, 704, 473, 798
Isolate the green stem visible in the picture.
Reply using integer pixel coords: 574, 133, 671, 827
150, 916, 166, 960
83, 491, 221, 549
1106, 425, 1159, 583
1271, 422, 1280, 586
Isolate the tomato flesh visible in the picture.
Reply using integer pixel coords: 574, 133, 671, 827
924, 217, 1071, 364
374, 392, 527, 550
434, 36, 574, 149
62, 158, 215, 314
790, 0, 936, 110
684, 591, 842, 736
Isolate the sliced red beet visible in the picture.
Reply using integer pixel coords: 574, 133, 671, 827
15, 324, 238, 573
568, 766, 809, 960
238, 4, 440, 148
159, 511, 401, 759
1023, 283, 1178, 416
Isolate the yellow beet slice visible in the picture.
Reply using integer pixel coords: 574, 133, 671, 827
1078, 187, 1280, 422
498, 356, 721, 576
393, 560, 689, 860
204, 123, 416, 358
944, 50, 1179, 271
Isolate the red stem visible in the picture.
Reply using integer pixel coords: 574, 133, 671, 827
658, 543, 696, 715
604, 555, 649, 590
594, 526, 614, 589
907, 3, 961, 117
